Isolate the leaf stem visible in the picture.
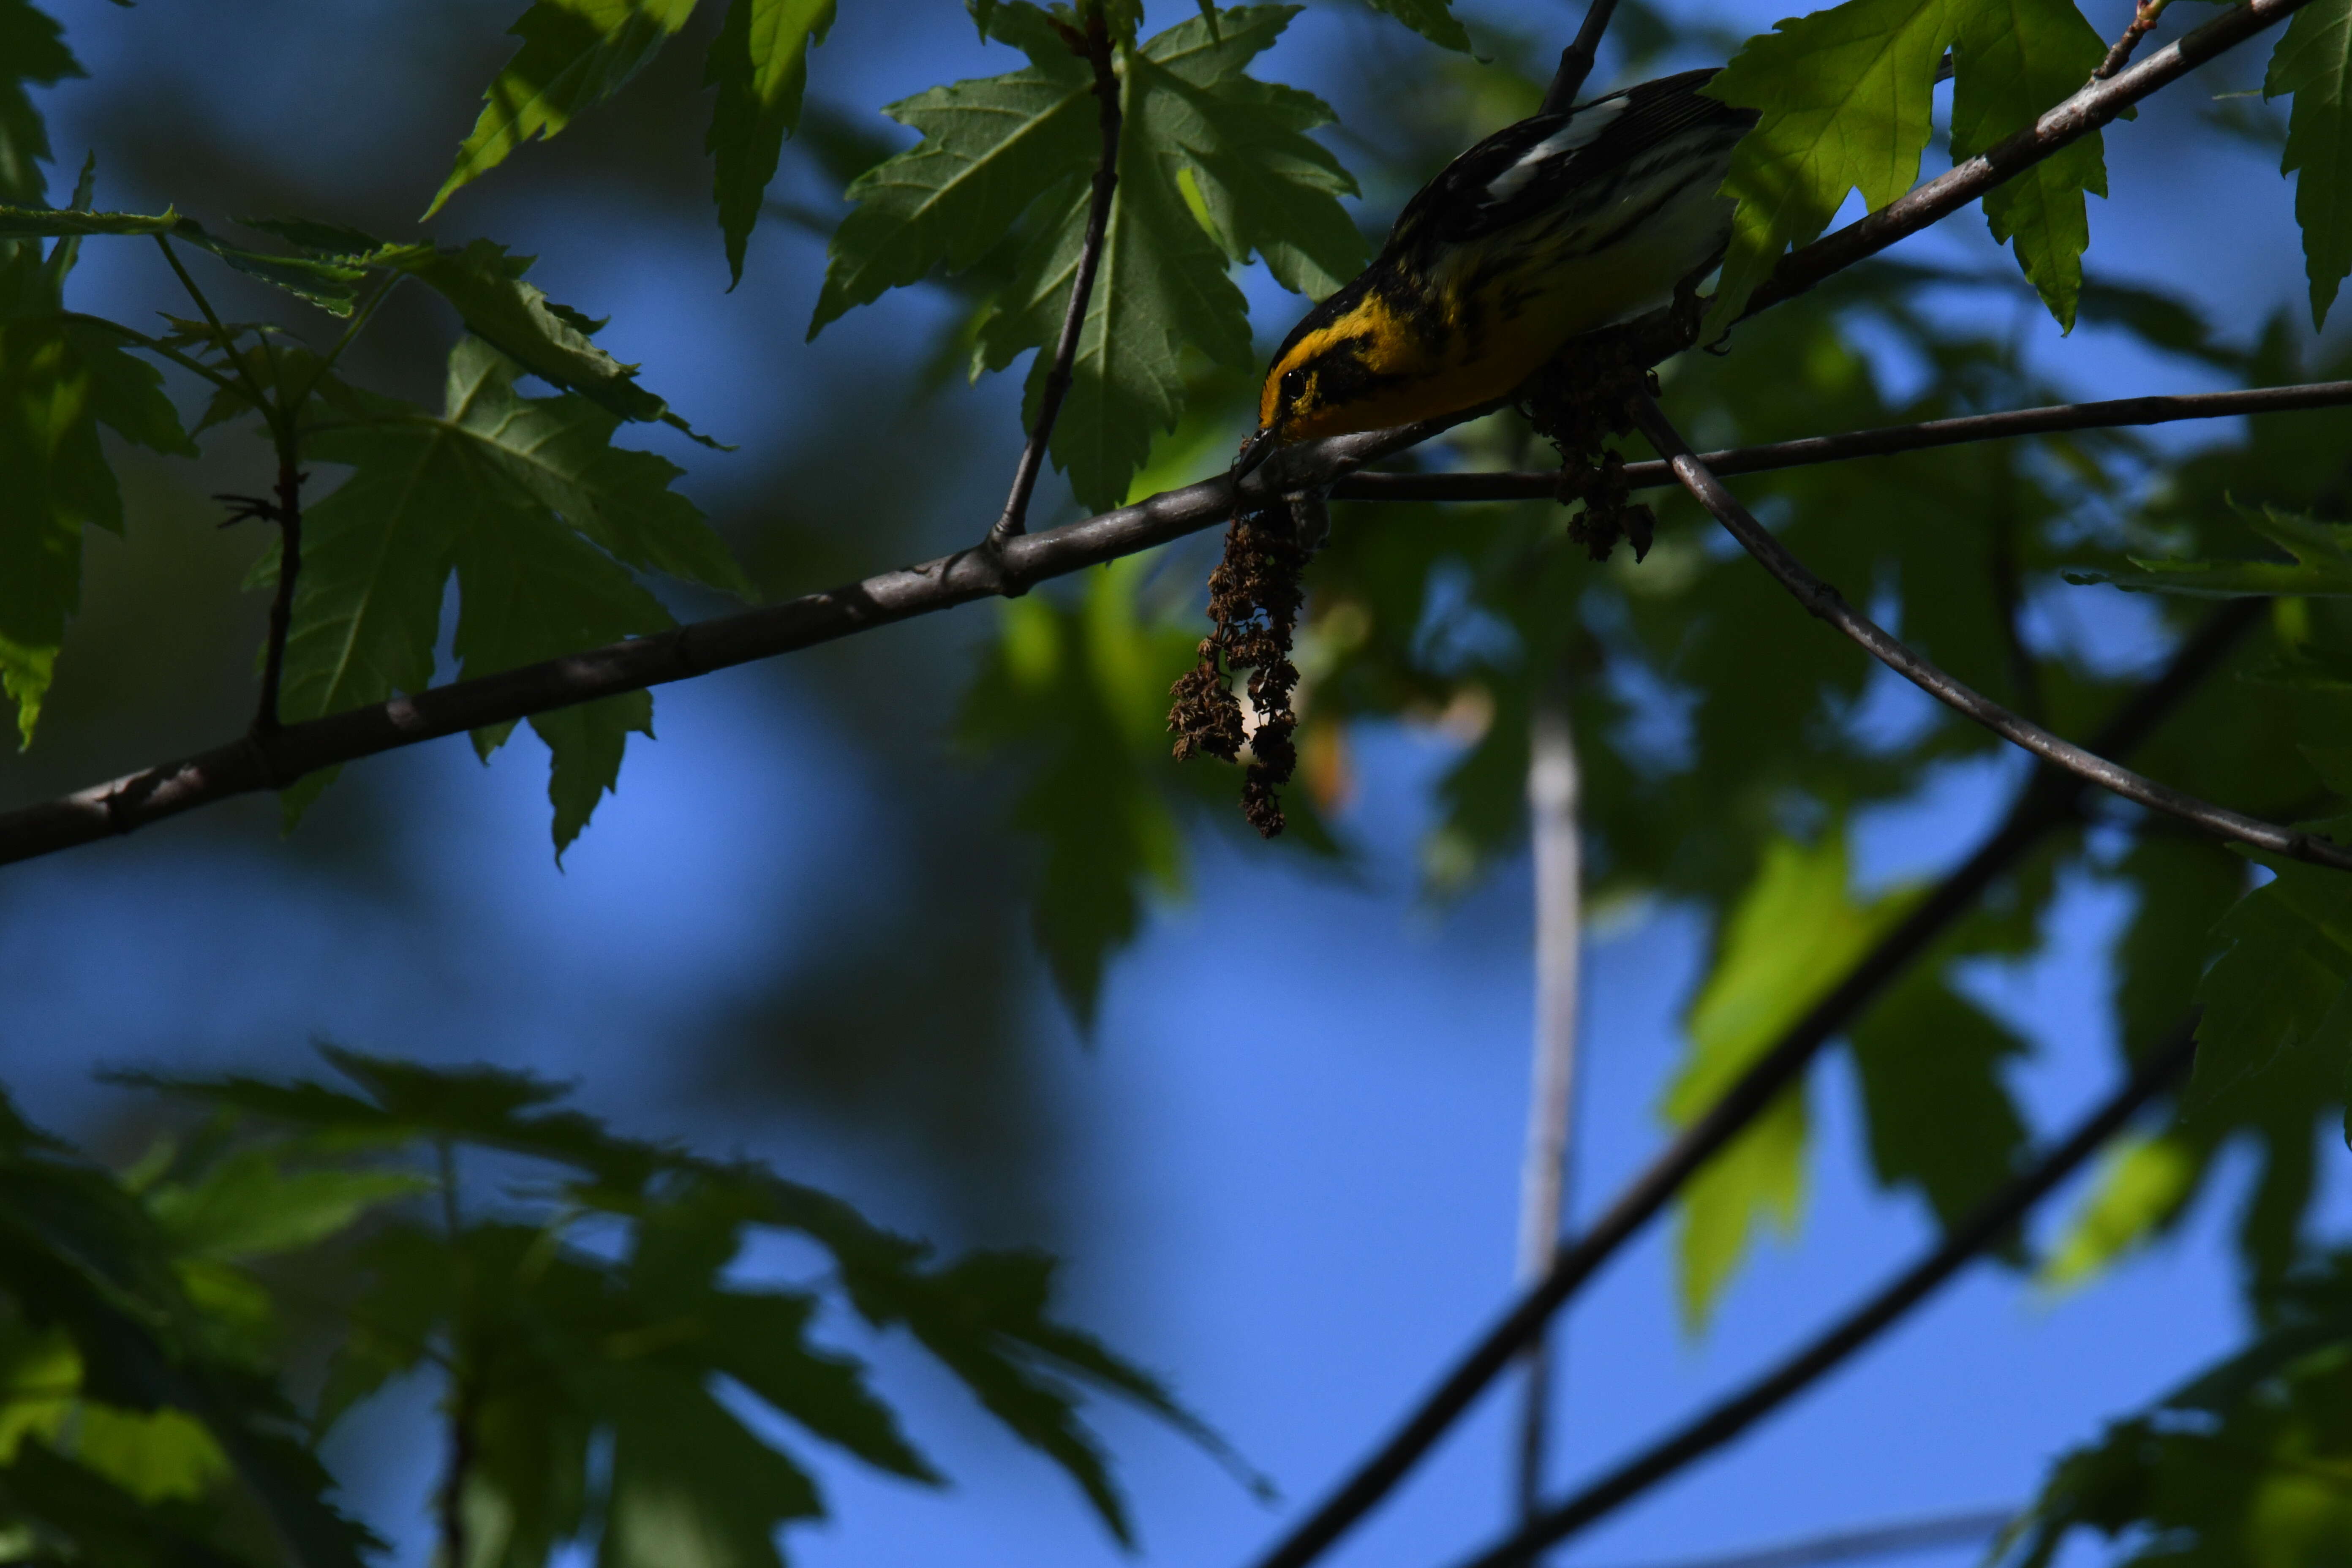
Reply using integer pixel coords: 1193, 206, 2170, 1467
57, 313, 242, 396
252, 459, 305, 734
985, 8, 1123, 558
153, 234, 277, 436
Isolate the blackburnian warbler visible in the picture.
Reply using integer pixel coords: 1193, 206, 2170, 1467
1234, 67, 1756, 477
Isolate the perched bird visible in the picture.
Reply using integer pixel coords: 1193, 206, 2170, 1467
1234, 68, 1757, 477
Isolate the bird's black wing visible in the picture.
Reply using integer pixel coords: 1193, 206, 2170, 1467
1384, 68, 1758, 257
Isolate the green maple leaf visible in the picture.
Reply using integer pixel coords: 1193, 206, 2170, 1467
1705, 0, 1959, 334
426, 0, 701, 218
280, 338, 734, 853
0, 0, 79, 208
1949, 0, 2109, 329
807, 6, 1101, 332
2268, 0, 2352, 327
1706, 0, 2109, 332
2065, 504, 2352, 597
1663, 832, 1916, 1330
0, 183, 196, 747
814, 3, 1359, 512
706, 0, 837, 286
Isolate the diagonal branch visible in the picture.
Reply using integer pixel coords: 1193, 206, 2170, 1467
1628, 392, 2352, 871
1447, 1022, 2199, 1568
1570, 1508, 2019, 1568
1332, 381, 2352, 503
1237, 600, 2258, 1568
986, 9, 1122, 555
1538, 0, 1622, 115
0, 416, 1463, 869
1743, 0, 2313, 321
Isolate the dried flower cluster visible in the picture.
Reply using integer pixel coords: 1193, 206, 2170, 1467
1169, 502, 1311, 837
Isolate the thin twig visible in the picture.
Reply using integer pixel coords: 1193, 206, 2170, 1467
2097, 0, 2172, 79
1628, 392, 2352, 871
253, 461, 305, 733
1330, 380, 2352, 502
1448, 1022, 2198, 1568
1515, 670, 1583, 1522
1572, 1508, 2018, 1568
1237, 602, 2257, 1568
1538, 0, 1622, 115
153, 234, 273, 425
986, 10, 1122, 555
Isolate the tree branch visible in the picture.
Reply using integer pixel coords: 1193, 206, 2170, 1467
1569, 1508, 2017, 1568
2097, 0, 2172, 80
0, 0, 2308, 871
986, 10, 1122, 554
0, 415, 1464, 869
1448, 1022, 2198, 1568
1331, 381, 2352, 503
1742, 0, 2314, 321
1628, 392, 2352, 871
1238, 601, 2257, 1568
1538, 0, 1622, 115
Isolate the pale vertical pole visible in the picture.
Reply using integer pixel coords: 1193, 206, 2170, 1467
1514, 674, 1583, 1523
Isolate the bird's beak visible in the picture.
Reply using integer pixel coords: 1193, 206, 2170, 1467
1231, 424, 1280, 486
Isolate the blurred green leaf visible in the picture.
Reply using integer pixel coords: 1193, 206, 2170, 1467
2069, 505, 2352, 597
146, 1149, 424, 1264
1665, 831, 1914, 1329
1849, 967, 2030, 1236
2001, 1250, 2352, 1568
1351, 0, 1469, 51
2266, 0, 2352, 328
427, 0, 701, 219
962, 556, 1193, 1022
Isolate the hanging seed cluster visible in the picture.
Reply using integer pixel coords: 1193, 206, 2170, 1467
1168, 502, 1309, 838
1519, 337, 1661, 564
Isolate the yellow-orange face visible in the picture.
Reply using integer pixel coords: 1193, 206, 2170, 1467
1253, 274, 1566, 446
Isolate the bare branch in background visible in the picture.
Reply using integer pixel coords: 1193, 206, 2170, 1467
1573, 1509, 2018, 1568
1514, 670, 1584, 1521
1238, 603, 2257, 1568
986, 9, 1122, 555
1450, 1024, 2197, 1568
1629, 393, 2352, 871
